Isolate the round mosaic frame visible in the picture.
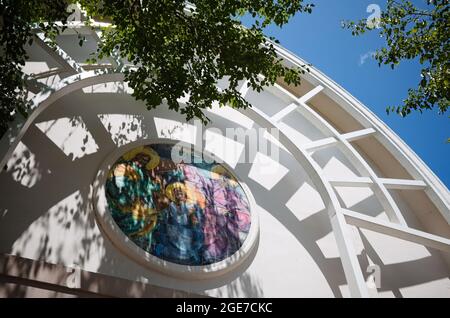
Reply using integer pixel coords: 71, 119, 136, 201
92, 138, 259, 279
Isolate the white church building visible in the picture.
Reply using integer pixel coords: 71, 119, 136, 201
0, 16, 449, 298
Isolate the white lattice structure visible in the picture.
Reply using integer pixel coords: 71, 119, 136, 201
0, 20, 449, 298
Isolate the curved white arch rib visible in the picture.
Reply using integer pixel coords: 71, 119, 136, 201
275, 45, 450, 222
236, 106, 370, 297
0, 70, 123, 171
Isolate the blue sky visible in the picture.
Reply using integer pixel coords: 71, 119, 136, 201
243, 0, 449, 188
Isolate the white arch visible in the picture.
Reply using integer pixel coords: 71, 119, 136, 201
2, 61, 450, 296
0, 69, 371, 296
0, 70, 123, 171
1, 41, 449, 297
276, 44, 450, 220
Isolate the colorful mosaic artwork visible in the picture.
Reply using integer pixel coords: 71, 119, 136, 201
105, 144, 252, 266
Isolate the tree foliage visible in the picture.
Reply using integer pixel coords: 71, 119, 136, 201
0, 0, 314, 137
0, 0, 72, 136
344, 0, 449, 118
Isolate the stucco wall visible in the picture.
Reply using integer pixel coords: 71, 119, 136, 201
0, 79, 449, 297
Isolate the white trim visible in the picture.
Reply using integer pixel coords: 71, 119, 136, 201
271, 103, 298, 123
342, 128, 377, 142
240, 80, 369, 296
303, 137, 338, 153
235, 104, 370, 298
379, 178, 427, 190
302, 128, 376, 153
274, 82, 408, 226
328, 177, 427, 191
238, 80, 251, 97
238, 80, 369, 297
92, 139, 260, 279
302, 101, 408, 226
342, 209, 450, 253
274, 44, 450, 224
0, 70, 123, 171
330, 212, 370, 297
328, 177, 373, 188
299, 85, 324, 103
270, 85, 324, 123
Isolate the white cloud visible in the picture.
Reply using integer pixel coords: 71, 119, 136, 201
359, 51, 376, 66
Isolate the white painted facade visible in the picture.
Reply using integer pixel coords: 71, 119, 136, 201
0, 21, 449, 298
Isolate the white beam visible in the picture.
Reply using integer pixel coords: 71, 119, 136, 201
330, 213, 371, 297
342, 209, 450, 253
342, 128, 377, 142
271, 103, 298, 122
294, 100, 408, 226
239, 80, 251, 98
237, 104, 370, 298
299, 85, 324, 103
270, 85, 324, 123
303, 137, 338, 152
328, 177, 373, 188
302, 128, 376, 153
379, 178, 427, 190
328, 176, 427, 191
274, 42, 450, 226
34, 33, 84, 74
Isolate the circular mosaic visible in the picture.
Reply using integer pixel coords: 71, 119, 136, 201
104, 143, 252, 267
